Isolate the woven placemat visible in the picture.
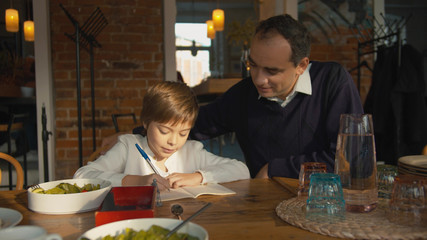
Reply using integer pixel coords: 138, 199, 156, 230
276, 198, 427, 239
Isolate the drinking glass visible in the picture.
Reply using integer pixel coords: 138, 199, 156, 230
377, 164, 398, 199
305, 173, 346, 220
334, 114, 378, 213
387, 175, 427, 226
298, 162, 327, 199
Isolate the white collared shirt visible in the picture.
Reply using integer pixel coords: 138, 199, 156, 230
73, 134, 250, 186
262, 63, 312, 107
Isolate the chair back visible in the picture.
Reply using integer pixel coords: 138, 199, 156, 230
111, 113, 137, 132
0, 152, 24, 190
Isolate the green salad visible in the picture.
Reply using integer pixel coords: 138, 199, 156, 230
31, 182, 101, 194
93, 225, 200, 240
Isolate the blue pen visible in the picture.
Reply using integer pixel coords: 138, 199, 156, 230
135, 143, 170, 191
135, 143, 160, 175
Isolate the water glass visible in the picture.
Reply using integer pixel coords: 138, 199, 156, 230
298, 162, 327, 199
377, 164, 398, 199
334, 114, 378, 213
387, 175, 427, 226
306, 173, 346, 220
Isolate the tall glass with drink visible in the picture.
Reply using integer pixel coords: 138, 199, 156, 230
334, 114, 378, 213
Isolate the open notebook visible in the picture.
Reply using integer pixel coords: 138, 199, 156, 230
161, 183, 236, 201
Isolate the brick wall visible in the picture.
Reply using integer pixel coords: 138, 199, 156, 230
51, 0, 164, 179
306, 23, 373, 105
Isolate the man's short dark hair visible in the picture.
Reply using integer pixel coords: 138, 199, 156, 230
255, 14, 311, 66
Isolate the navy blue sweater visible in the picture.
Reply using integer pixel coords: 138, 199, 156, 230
190, 61, 363, 178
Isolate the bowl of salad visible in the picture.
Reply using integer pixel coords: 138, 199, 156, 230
28, 178, 112, 214
79, 218, 208, 240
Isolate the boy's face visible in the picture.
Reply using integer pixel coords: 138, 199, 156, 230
144, 120, 192, 162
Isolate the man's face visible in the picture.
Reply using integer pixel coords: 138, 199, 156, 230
248, 32, 307, 100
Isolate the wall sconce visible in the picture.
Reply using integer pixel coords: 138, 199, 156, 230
24, 20, 34, 41
5, 8, 19, 32
212, 9, 224, 31
206, 20, 215, 39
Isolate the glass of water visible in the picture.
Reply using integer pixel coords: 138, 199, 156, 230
387, 175, 427, 226
305, 173, 346, 220
334, 114, 378, 213
377, 164, 398, 199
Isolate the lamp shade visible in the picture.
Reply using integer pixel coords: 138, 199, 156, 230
206, 20, 215, 39
5, 8, 19, 32
24, 20, 34, 41
212, 9, 224, 31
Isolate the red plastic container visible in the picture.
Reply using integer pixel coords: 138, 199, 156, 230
95, 186, 156, 226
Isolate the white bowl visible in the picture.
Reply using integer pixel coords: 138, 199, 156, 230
79, 218, 208, 240
27, 179, 112, 215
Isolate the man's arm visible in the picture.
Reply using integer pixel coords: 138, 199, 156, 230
190, 79, 249, 141
268, 62, 363, 178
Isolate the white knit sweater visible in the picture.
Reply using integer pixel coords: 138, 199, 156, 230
74, 134, 250, 186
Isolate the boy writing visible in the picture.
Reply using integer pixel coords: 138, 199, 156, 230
74, 81, 250, 191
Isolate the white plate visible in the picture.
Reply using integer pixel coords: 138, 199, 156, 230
79, 218, 208, 240
27, 178, 112, 215
398, 162, 427, 173
0, 208, 23, 229
398, 166, 427, 177
398, 155, 427, 169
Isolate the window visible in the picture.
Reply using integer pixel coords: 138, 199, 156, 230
175, 23, 211, 87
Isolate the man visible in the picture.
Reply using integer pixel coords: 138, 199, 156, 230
189, 14, 363, 178
103, 14, 363, 179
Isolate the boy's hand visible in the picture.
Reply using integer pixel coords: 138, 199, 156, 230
166, 172, 203, 188
122, 174, 170, 191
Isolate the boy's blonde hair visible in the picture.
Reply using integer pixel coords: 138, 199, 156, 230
140, 81, 199, 134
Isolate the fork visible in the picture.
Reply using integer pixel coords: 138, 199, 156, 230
28, 184, 41, 191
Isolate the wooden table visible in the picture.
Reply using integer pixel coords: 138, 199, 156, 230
0, 178, 338, 240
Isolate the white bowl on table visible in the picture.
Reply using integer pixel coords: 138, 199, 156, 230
27, 178, 112, 215
79, 218, 208, 240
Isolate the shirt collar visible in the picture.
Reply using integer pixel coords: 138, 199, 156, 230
259, 63, 312, 105
294, 62, 312, 95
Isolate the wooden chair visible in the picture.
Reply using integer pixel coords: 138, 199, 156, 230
0, 113, 29, 188
111, 113, 137, 133
0, 152, 24, 190
423, 145, 427, 155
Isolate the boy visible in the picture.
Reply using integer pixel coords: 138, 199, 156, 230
74, 81, 250, 191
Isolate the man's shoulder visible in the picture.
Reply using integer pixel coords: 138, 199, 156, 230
309, 61, 350, 84
229, 77, 253, 89
225, 77, 257, 97
309, 61, 345, 74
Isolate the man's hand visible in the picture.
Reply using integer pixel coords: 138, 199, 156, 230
166, 172, 203, 188
100, 131, 130, 154
255, 164, 269, 178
